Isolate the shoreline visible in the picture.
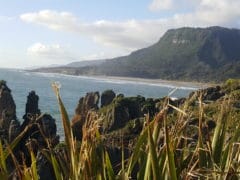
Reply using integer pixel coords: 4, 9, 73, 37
31, 70, 216, 89
89, 75, 215, 89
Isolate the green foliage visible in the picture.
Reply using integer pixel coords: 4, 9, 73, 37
224, 79, 240, 92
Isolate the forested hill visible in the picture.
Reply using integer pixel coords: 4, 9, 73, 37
33, 26, 240, 82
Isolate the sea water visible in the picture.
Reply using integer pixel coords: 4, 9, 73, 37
0, 68, 199, 138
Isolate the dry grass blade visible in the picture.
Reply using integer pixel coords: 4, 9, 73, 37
164, 113, 177, 180
0, 141, 7, 174
30, 150, 38, 180
168, 103, 187, 116
52, 82, 73, 152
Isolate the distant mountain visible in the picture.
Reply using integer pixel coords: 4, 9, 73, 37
65, 59, 106, 67
33, 26, 240, 82
24, 64, 61, 70
31, 59, 107, 75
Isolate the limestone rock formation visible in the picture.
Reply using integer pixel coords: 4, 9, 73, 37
15, 91, 59, 169
142, 98, 160, 116
22, 91, 41, 129
0, 80, 20, 141
25, 91, 41, 115
21, 91, 59, 148
202, 86, 225, 101
74, 91, 100, 117
72, 92, 100, 140
189, 86, 225, 102
34, 114, 59, 147
101, 96, 145, 132
101, 89, 116, 107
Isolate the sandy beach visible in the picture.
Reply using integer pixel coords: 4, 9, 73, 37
86, 75, 215, 89
31, 69, 216, 89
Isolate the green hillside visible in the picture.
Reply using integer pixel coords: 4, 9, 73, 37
34, 26, 240, 82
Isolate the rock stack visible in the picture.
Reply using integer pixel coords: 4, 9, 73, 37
0, 81, 58, 179
0, 80, 20, 142
71, 91, 100, 140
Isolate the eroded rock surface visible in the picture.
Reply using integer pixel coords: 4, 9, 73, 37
20, 91, 59, 149
0, 80, 20, 141
21, 91, 41, 130
101, 89, 116, 107
72, 92, 100, 140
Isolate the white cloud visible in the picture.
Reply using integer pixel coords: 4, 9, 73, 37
27, 43, 75, 61
20, 10, 77, 31
149, 0, 240, 25
21, 10, 160, 51
21, 1, 240, 53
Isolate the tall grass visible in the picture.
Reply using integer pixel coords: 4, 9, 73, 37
0, 83, 240, 179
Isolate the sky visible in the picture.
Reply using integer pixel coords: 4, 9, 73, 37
0, 0, 240, 68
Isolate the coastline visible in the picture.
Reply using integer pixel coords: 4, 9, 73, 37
30, 70, 216, 89
89, 75, 214, 89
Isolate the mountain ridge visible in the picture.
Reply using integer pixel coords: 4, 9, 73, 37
32, 26, 240, 82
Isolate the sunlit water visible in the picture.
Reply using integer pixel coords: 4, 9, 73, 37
0, 68, 199, 139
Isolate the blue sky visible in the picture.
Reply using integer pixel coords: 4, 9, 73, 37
0, 0, 240, 68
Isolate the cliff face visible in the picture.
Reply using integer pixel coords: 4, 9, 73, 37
93, 27, 240, 82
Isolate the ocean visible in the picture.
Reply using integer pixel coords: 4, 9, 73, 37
0, 68, 200, 138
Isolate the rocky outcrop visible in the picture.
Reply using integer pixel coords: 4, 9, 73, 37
21, 91, 41, 130
18, 91, 58, 179
71, 91, 159, 139
189, 86, 225, 102
74, 91, 100, 117
101, 90, 116, 107
142, 98, 161, 116
0, 81, 59, 180
25, 91, 41, 115
71, 89, 192, 142
20, 91, 59, 148
71, 92, 100, 140
101, 95, 154, 133
201, 86, 225, 101
0, 80, 20, 142
99, 93, 187, 138
34, 114, 59, 147
0, 80, 16, 119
